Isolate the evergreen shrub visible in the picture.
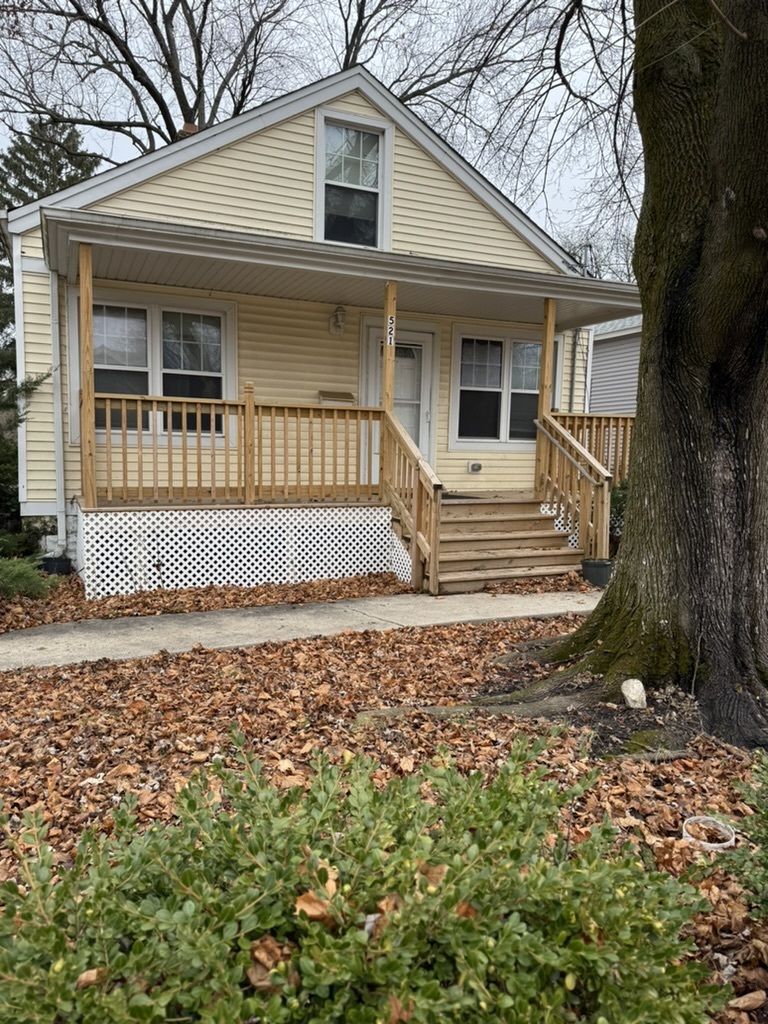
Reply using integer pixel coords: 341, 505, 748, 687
0, 740, 723, 1023
0, 555, 54, 598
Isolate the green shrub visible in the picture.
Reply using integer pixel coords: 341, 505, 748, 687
0, 740, 722, 1024
0, 529, 39, 558
0, 556, 54, 599
732, 753, 768, 912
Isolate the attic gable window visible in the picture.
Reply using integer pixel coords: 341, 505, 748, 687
316, 109, 391, 249
324, 124, 380, 246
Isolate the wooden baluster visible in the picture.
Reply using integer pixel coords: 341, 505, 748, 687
332, 410, 338, 500
166, 400, 174, 500
151, 401, 160, 501
181, 403, 188, 502
223, 402, 231, 501
194, 403, 202, 501
120, 399, 128, 501
136, 399, 144, 502
104, 399, 112, 502
244, 383, 255, 506
320, 409, 327, 500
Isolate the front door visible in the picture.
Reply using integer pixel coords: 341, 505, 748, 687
364, 326, 434, 461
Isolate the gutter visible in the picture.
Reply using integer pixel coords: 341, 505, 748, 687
49, 270, 67, 549
0, 210, 11, 260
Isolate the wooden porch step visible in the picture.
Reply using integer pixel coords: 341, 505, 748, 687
441, 499, 545, 519
438, 562, 584, 594
439, 546, 582, 574
439, 530, 573, 552
439, 515, 559, 535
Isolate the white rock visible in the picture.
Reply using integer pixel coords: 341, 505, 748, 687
621, 678, 647, 709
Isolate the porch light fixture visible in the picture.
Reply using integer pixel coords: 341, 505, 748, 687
329, 305, 346, 335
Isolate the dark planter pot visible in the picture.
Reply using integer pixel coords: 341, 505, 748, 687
42, 555, 72, 576
581, 558, 613, 587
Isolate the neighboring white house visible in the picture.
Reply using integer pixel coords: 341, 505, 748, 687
589, 315, 642, 414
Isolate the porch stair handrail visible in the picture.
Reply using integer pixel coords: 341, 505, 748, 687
380, 411, 442, 595
551, 412, 634, 485
535, 413, 612, 560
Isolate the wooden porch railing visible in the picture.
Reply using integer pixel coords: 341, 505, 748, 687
93, 391, 383, 505
552, 412, 634, 484
381, 412, 442, 594
535, 413, 612, 560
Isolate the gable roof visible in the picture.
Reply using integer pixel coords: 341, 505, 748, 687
6, 66, 578, 274
594, 314, 643, 337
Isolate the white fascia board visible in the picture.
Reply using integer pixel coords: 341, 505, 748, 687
8, 68, 378, 236
9, 66, 578, 276
13, 233, 27, 502
594, 324, 644, 341
42, 208, 641, 312
20, 501, 58, 516
0, 210, 11, 257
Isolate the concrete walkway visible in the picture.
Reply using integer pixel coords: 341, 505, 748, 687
0, 590, 601, 671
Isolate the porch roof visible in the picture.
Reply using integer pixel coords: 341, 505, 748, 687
41, 208, 641, 330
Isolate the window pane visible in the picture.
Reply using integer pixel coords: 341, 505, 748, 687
94, 368, 149, 428
325, 185, 377, 246
326, 126, 379, 188
162, 312, 221, 373
510, 342, 541, 390
93, 305, 147, 367
460, 338, 502, 389
162, 373, 222, 400
94, 368, 148, 395
509, 392, 539, 440
458, 390, 501, 439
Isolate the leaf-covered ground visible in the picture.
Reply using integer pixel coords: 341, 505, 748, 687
0, 613, 765, 1021
0, 569, 594, 634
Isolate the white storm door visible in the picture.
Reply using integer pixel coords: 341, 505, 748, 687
364, 326, 434, 461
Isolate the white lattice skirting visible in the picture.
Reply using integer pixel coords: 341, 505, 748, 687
77, 506, 412, 599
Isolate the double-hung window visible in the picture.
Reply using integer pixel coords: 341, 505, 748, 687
81, 293, 233, 436
452, 330, 551, 448
317, 111, 391, 249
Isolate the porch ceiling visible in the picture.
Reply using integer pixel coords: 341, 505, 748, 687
41, 209, 641, 330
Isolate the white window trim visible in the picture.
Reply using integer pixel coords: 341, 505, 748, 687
449, 324, 562, 453
68, 287, 237, 444
314, 106, 393, 251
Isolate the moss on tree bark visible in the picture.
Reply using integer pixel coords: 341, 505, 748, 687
496, 0, 768, 747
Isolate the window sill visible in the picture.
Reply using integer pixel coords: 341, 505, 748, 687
448, 439, 537, 454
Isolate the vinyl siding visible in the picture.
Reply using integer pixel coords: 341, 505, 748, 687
88, 90, 556, 273
433, 320, 539, 493
590, 335, 640, 414
20, 271, 56, 502
58, 280, 548, 498
60, 284, 363, 498
391, 130, 555, 272
557, 329, 590, 415
91, 113, 316, 239
20, 228, 44, 259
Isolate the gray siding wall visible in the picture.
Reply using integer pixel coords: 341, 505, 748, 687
590, 334, 640, 414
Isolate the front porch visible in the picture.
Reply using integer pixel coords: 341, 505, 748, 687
51, 213, 640, 597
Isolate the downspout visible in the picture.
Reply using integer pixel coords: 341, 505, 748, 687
584, 327, 594, 412
50, 270, 67, 549
569, 329, 579, 412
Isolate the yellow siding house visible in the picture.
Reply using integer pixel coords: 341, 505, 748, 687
1, 67, 640, 597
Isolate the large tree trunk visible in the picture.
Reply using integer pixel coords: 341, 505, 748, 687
571, 0, 768, 746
